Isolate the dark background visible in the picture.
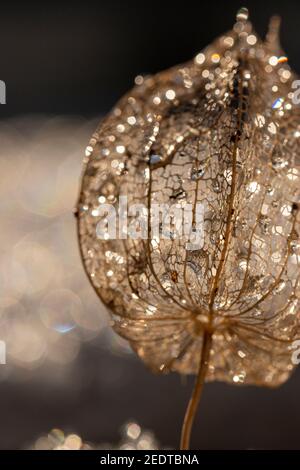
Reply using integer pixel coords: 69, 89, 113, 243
1, 0, 300, 117
0, 0, 300, 450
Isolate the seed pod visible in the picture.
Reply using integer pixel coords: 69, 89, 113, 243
77, 8, 300, 448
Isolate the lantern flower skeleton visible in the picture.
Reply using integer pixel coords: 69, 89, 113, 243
77, 8, 300, 449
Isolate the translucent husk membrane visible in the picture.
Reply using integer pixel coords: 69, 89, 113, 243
77, 8, 300, 449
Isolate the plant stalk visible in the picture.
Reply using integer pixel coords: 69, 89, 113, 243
180, 330, 212, 450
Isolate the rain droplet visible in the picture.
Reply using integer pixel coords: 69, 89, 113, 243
170, 189, 186, 200
247, 181, 260, 194
187, 261, 201, 276
191, 167, 205, 180
149, 154, 162, 165
259, 215, 271, 234
274, 279, 286, 294
271, 148, 288, 171
266, 185, 274, 196
212, 179, 222, 192
238, 258, 248, 272
290, 237, 300, 254
239, 218, 248, 231
253, 308, 262, 317
272, 97, 284, 109
236, 7, 249, 22
233, 372, 246, 383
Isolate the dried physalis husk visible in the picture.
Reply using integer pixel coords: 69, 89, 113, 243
77, 8, 300, 448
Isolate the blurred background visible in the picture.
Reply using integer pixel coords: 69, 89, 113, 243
0, 0, 300, 450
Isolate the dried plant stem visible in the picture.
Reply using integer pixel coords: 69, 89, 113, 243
180, 330, 212, 450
